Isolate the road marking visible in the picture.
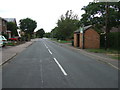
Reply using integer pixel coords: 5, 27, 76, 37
53, 58, 67, 76
44, 43, 48, 49
48, 49, 52, 54
107, 63, 120, 70
40, 60, 44, 88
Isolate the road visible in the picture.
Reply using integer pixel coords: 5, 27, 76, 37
2, 38, 118, 88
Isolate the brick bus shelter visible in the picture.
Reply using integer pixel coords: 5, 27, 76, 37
74, 25, 100, 49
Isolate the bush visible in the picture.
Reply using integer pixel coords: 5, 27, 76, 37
100, 32, 120, 50
100, 34, 105, 48
108, 32, 120, 50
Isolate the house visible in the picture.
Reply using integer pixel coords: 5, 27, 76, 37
4, 18, 18, 38
0, 17, 7, 35
74, 25, 100, 49
4, 18, 17, 24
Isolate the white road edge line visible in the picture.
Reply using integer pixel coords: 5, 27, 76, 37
48, 49, 52, 54
53, 58, 67, 76
107, 63, 120, 70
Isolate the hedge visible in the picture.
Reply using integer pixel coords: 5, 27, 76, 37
100, 32, 120, 50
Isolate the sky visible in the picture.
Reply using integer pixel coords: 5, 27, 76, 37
1, 0, 95, 32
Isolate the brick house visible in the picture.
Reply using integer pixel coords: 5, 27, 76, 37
74, 25, 100, 49
0, 17, 7, 35
4, 18, 18, 38
4, 18, 17, 24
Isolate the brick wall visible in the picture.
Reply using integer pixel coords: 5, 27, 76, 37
84, 29, 100, 49
79, 33, 83, 48
0, 18, 2, 33
74, 34, 77, 47
0, 18, 7, 34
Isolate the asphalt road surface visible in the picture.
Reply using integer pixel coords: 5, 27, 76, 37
2, 38, 118, 88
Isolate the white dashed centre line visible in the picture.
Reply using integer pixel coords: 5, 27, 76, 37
48, 49, 52, 54
44, 43, 48, 49
43, 42, 67, 76
53, 58, 67, 76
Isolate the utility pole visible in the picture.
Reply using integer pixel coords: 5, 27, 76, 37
93, 0, 109, 50
105, 1, 109, 50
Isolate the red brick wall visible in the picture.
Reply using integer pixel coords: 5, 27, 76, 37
74, 34, 77, 47
79, 33, 83, 48
84, 29, 100, 49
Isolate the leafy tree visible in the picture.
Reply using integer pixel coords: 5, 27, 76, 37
52, 10, 79, 40
80, 2, 120, 49
44, 32, 51, 38
80, 2, 120, 33
36, 28, 45, 38
19, 18, 37, 38
7, 22, 18, 37
51, 27, 60, 39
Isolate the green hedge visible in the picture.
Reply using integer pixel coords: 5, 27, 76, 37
100, 32, 120, 50
100, 34, 105, 48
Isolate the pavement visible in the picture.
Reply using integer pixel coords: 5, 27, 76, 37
51, 40, 119, 70
0, 39, 39, 66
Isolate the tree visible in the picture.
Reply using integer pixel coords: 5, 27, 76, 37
80, 2, 120, 33
7, 22, 18, 37
44, 32, 51, 38
36, 28, 45, 38
51, 27, 60, 39
80, 2, 120, 49
19, 18, 37, 38
52, 10, 79, 40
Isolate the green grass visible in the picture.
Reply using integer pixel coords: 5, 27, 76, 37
51, 38, 72, 43
86, 48, 119, 54
86, 49, 106, 53
51, 38, 58, 42
58, 40, 71, 43
85, 48, 119, 60
6, 43, 15, 46
111, 56, 120, 60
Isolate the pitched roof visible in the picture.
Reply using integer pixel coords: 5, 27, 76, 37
0, 17, 7, 22
74, 25, 92, 33
4, 18, 16, 24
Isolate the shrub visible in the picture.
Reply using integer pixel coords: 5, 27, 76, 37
100, 32, 120, 50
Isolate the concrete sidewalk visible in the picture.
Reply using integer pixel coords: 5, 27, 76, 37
0, 39, 39, 65
51, 40, 119, 70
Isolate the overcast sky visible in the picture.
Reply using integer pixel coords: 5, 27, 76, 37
0, 0, 95, 32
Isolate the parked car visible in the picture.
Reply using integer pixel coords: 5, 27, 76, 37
0, 35, 7, 47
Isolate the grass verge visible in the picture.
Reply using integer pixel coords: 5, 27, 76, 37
51, 38, 72, 43
85, 48, 119, 60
